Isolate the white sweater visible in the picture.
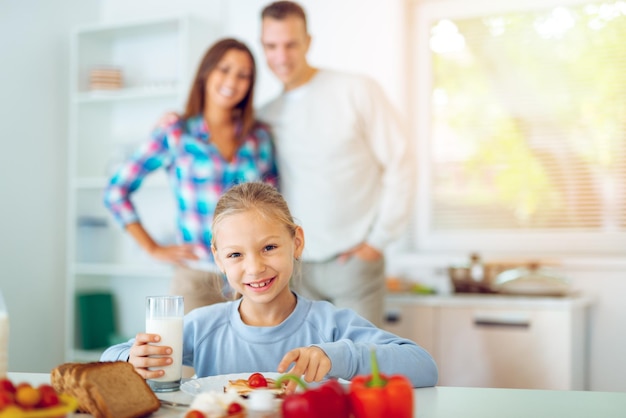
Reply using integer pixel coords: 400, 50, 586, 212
259, 69, 415, 261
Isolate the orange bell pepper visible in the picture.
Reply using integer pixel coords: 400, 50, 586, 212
349, 349, 414, 418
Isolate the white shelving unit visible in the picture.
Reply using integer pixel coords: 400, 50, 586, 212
66, 16, 215, 362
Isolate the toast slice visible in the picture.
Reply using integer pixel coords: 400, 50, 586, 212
51, 361, 160, 418
50, 361, 80, 393
51, 362, 96, 414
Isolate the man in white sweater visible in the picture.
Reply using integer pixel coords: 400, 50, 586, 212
258, 1, 415, 326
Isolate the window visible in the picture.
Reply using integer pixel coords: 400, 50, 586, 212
412, 0, 626, 255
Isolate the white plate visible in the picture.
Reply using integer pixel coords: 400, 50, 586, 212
181, 372, 282, 396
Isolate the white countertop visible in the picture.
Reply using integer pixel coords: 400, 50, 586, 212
8, 372, 626, 418
386, 292, 592, 309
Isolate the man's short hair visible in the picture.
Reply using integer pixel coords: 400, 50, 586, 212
261, 1, 308, 31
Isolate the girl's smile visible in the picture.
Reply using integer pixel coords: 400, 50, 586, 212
245, 277, 276, 290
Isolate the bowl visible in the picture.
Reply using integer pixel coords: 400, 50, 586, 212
0, 394, 78, 418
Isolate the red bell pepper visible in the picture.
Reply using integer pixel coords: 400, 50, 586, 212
275, 374, 351, 418
349, 349, 414, 418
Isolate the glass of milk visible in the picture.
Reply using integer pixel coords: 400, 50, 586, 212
145, 295, 184, 392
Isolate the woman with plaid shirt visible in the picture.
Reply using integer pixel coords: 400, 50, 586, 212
104, 38, 277, 313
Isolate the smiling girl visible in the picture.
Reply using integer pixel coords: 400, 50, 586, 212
101, 183, 438, 389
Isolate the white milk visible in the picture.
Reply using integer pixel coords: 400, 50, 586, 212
0, 312, 8, 377
146, 317, 183, 382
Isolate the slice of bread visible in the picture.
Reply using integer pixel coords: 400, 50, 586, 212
51, 361, 160, 418
50, 361, 80, 393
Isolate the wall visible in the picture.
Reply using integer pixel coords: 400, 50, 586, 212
0, 0, 100, 372
99, 0, 409, 114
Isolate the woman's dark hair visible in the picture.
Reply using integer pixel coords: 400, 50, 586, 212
183, 38, 256, 137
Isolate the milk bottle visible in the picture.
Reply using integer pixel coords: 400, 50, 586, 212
0, 291, 9, 377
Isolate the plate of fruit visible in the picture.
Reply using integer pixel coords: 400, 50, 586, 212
0, 377, 78, 418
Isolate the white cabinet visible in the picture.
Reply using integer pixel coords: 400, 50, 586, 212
383, 304, 436, 356
384, 294, 590, 390
66, 16, 215, 361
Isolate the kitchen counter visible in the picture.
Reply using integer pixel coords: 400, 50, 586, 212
386, 291, 592, 309
7, 372, 626, 417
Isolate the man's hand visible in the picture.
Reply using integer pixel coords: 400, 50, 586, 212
338, 242, 382, 263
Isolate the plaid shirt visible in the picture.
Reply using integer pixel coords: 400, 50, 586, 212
103, 114, 277, 261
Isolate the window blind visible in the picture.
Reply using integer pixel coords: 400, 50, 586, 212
412, 0, 626, 254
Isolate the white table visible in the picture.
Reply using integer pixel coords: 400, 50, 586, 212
8, 372, 626, 417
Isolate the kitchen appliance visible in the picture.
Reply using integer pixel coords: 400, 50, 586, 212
493, 263, 571, 296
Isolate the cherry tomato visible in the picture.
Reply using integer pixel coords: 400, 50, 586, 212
227, 402, 244, 415
247, 372, 268, 388
37, 385, 60, 408
184, 409, 205, 418
0, 390, 15, 409
0, 378, 16, 394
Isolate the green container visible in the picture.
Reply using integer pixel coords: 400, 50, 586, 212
77, 292, 117, 350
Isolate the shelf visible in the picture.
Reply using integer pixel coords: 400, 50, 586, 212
73, 14, 183, 39
73, 175, 170, 190
66, 14, 215, 363
72, 262, 173, 277
74, 85, 180, 103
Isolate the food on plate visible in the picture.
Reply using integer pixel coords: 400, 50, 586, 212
185, 410, 206, 418
50, 361, 160, 418
185, 391, 246, 417
247, 372, 268, 388
14, 384, 41, 407
0, 376, 78, 416
0, 378, 15, 394
225, 372, 285, 398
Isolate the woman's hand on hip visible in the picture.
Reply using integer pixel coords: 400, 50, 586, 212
149, 244, 199, 264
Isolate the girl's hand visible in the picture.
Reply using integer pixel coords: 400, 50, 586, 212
149, 244, 199, 264
128, 333, 173, 380
277, 347, 331, 394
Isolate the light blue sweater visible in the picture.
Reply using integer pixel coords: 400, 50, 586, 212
100, 293, 438, 387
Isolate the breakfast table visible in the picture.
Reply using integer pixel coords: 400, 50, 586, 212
7, 372, 626, 417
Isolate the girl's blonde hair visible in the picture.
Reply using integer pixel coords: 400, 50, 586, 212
211, 182, 300, 248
